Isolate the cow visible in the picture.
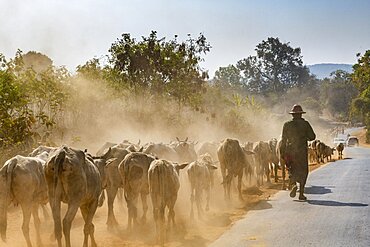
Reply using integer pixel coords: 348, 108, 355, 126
0, 155, 48, 247
45, 146, 102, 247
171, 137, 198, 163
268, 138, 279, 183
187, 153, 217, 220
242, 141, 255, 184
276, 139, 288, 189
253, 141, 271, 186
94, 146, 131, 228
311, 140, 321, 163
118, 152, 156, 230
316, 141, 326, 164
29, 145, 57, 158
197, 142, 220, 187
148, 159, 188, 244
336, 143, 344, 159
317, 142, 335, 163
197, 141, 219, 161
323, 145, 335, 162
217, 139, 254, 200
308, 146, 316, 164
96, 140, 141, 156
144, 143, 179, 161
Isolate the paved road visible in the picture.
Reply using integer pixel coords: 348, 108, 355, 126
209, 146, 370, 247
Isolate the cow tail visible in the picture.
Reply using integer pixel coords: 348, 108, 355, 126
0, 158, 17, 241
53, 150, 65, 205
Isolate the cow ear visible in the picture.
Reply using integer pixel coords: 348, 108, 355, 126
102, 147, 112, 160
177, 162, 189, 170
207, 164, 218, 170
105, 158, 117, 167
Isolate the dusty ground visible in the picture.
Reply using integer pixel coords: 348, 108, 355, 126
1, 158, 330, 247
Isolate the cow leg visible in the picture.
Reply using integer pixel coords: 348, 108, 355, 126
265, 163, 271, 183
21, 204, 33, 247
106, 186, 119, 228
141, 192, 148, 224
237, 173, 243, 201
270, 163, 274, 178
81, 201, 98, 247
168, 196, 177, 229
126, 191, 139, 230
117, 188, 124, 201
274, 163, 278, 183
41, 204, 50, 221
63, 203, 79, 247
153, 205, 165, 244
32, 204, 43, 246
221, 166, 227, 200
205, 186, 210, 212
190, 188, 195, 220
226, 177, 232, 201
195, 188, 203, 219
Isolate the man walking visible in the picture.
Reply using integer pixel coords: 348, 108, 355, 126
280, 104, 316, 200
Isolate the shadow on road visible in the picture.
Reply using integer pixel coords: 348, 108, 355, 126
305, 185, 332, 195
307, 200, 368, 207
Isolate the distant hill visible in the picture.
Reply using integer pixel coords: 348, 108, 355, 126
307, 63, 353, 79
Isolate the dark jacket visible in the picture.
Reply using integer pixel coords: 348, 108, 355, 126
280, 117, 316, 184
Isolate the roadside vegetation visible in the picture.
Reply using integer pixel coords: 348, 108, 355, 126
0, 33, 369, 161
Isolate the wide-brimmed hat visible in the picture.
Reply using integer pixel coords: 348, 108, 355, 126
289, 104, 306, 114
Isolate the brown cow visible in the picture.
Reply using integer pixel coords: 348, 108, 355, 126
336, 143, 344, 159
148, 159, 188, 244
268, 138, 279, 183
253, 141, 271, 186
94, 146, 130, 228
118, 152, 156, 230
45, 146, 102, 247
217, 139, 253, 200
0, 155, 48, 247
187, 153, 217, 219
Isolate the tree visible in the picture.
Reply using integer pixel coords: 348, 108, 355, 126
320, 70, 358, 120
0, 51, 69, 147
351, 50, 370, 142
0, 67, 34, 146
213, 64, 242, 90
107, 31, 211, 107
237, 37, 310, 95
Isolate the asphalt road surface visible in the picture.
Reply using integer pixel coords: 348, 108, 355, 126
209, 146, 370, 247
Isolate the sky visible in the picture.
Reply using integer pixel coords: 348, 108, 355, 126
1, 0, 369, 77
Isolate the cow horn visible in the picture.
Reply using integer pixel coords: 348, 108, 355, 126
176, 137, 180, 142
185, 137, 188, 142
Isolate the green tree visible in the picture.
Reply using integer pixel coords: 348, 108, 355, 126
0, 51, 69, 147
351, 50, 370, 142
107, 31, 211, 107
213, 64, 242, 90
237, 37, 310, 95
0, 67, 34, 146
320, 70, 358, 120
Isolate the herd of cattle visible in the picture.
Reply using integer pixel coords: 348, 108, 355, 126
0, 137, 345, 246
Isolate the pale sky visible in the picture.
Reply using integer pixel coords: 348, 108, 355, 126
1, 0, 369, 76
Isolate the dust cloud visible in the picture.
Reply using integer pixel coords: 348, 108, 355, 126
0, 74, 337, 247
